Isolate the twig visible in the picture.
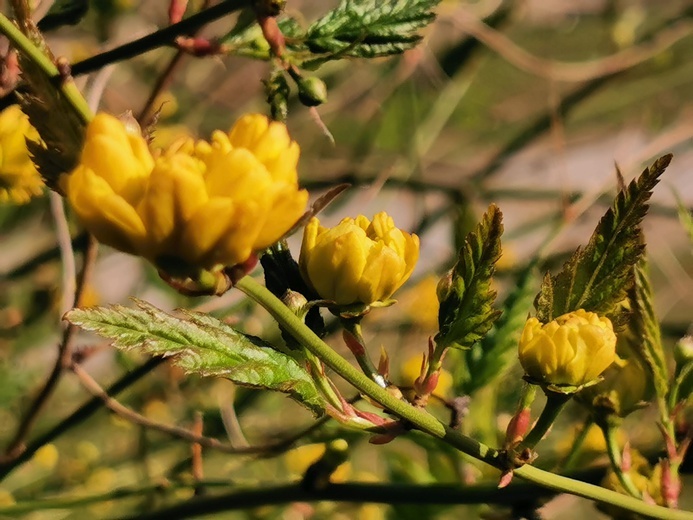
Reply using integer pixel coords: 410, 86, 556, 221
122, 470, 606, 520
137, 0, 213, 126
2, 234, 97, 462
191, 411, 204, 495
69, 362, 260, 454
453, 10, 693, 83
68, 0, 251, 77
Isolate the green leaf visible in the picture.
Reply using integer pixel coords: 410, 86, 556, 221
37, 0, 89, 31
535, 154, 672, 323
461, 263, 537, 395
435, 204, 503, 350
65, 300, 325, 415
630, 259, 669, 398
303, 0, 440, 61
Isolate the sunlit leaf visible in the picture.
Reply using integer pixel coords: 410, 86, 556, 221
435, 204, 503, 350
66, 300, 325, 415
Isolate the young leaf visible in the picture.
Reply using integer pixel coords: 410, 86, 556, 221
535, 154, 672, 323
65, 300, 325, 415
630, 259, 669, 398
435, 204, 503, 350
303, 0, 440, 61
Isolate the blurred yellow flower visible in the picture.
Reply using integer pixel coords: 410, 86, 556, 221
0, 105, 44, 204
62, 113, 307, 273
299, 212, 419, 306
400, 354, 453, 397
33, 443, 59, 470
0, 489, 15, 507
518, 309, 617, 387
284, 443, 351, 482
402, 275, 439, 331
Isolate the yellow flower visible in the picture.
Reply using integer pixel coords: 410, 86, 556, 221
33, 443, 59, 470
299, 212, 419, 306
518, 309, 617, 387
62, 113, 308, 272
0, 105, 44, 204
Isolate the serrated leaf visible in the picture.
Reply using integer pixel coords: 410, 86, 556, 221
435, 204, 503, 350
535, 154, 672, 323
11, 7, 86, 189
65, 300, 325, 415
461, 264, 537, 394
630, 259, 669, 398
303, 0, 440, 62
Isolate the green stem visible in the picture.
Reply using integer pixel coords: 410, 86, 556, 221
601, 422, 642, 498
0, 13, 91, 123
519, 390, 572, 451
236, 276, 693, 520
69, 0, 252, 77
340, 318, 386, 388
560, 417, 594, 472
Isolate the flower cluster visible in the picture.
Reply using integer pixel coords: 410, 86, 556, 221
299, 212, 419, 306
62, 113, 307, 273
518, 309, 617, 388
0, 105, 44, 204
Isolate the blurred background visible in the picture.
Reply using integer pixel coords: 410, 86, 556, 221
0, 0, 692, 518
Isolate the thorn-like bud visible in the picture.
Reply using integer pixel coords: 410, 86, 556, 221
282, 290, 309, 317
436, 269, 454, 303
504, 407, 531, 448
297, 76, 328, 107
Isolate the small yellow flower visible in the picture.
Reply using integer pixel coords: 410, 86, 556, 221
518, 309, 617, 387
299, 212, 419, 306
62, 113, 308, 272
0, 105, 44, 204
33, 443, 59, 470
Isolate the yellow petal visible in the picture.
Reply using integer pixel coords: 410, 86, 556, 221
205, 200, 265, 267
253, 187, 308, 249
227, 114, 269, 150
204, 148, 272, 199
138, 155, 208, 259
67, 166, 145, 254
357, 241, 406, 303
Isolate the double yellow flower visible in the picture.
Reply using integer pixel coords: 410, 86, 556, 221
62, 113, 308, 273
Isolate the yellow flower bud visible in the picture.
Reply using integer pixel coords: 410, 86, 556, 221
0, 105, 44, 204
299, 212, 419, 306
62, 113, 308, 272
518, 309, 617, 387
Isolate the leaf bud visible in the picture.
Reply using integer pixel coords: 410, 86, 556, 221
297, 76, 328, 107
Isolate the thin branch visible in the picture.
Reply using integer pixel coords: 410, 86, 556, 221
68, 361, 336, 458
453, 10, 693, 83
68, 0, 252, 77
137, 0, 214, 126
